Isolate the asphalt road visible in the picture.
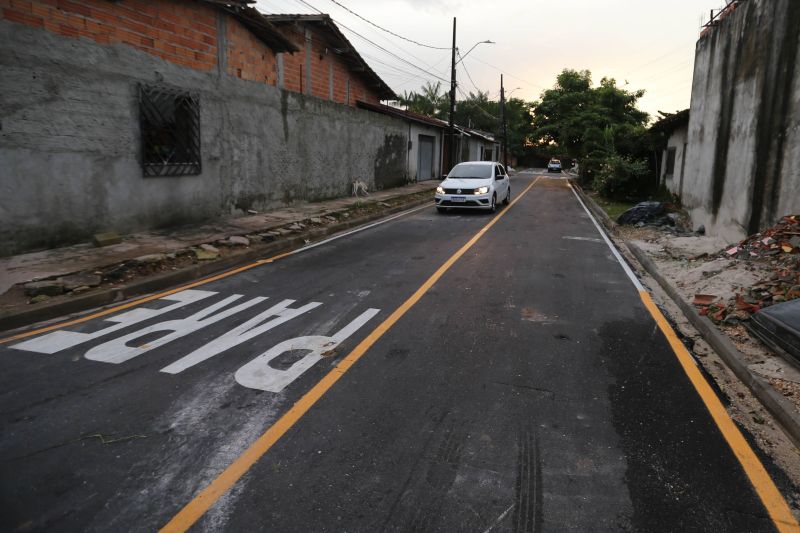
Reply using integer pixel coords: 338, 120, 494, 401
0, 171, 795, 532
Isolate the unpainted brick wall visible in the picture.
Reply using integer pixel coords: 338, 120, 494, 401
226, 15, 277, 84
1, 1, 385, 103
0, 0, 219, 71
275, 22, 382, 106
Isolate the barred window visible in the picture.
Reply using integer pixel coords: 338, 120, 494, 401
139, 84, 201, 177
665, 147, 677, 176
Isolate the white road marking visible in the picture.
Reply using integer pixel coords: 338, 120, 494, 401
568, 184, 645, 291
85, 294, 268, 364
160, 299, 322, 374
562, 236, 605, 243
234, 308, 380, 392
259, 203, 431, 264
11, 290, 216, 354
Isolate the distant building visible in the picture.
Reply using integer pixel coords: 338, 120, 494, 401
651, 109, 690, 197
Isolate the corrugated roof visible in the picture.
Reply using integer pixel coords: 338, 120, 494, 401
356, 102, 498, 144
356, 101, 447, 128
205, 2, 298, 53
263, 14, 396, 100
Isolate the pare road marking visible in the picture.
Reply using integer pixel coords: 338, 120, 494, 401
10, 290, 379, 393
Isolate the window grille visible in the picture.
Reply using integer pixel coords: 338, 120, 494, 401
665, 147, 677, 175
139, 84, 201, 177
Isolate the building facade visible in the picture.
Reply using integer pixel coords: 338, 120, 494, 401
0, 0, 405, 256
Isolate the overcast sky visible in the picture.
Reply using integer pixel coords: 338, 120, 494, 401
256, 0, 721, 120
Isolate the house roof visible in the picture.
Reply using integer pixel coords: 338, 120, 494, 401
356, 101, 448, 128
650, 109, 690, 137
204, 2, 298, 53
263, 14, 397, 100
463, 128, 496, 143
356, 102, 498, 144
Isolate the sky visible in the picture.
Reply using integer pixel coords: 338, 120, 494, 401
255, 0, 723, 121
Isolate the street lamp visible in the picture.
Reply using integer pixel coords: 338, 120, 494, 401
456, 39, 494, 64
448, 20, 493, 171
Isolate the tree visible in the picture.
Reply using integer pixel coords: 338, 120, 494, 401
530, 69, 649, 160
399, 81, 448, 118
399, 86, 535, 160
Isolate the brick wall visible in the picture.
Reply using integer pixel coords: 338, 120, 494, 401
226, 15, 277, 84
0, 1, 386, 102
274, 22, 383, 106
1, 0, 218, 71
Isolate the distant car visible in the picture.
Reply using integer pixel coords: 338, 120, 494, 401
547, 159, 562, 173
435, 161, 511, 213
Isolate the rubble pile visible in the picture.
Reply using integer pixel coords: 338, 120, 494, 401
723, 215, 800, 260
693, 215, 800, 323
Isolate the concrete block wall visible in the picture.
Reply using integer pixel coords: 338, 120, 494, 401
682, 0, 800, 241
0, 14, 407, 256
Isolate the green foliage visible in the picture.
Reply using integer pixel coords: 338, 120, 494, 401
400, 81, 448, 119
592, 154, 650, 199
530, 69, 650, 162
398, 86, 536, 159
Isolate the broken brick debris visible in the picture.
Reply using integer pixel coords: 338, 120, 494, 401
692, 215, 800, 324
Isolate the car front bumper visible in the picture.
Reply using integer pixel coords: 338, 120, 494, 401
434, 193, 493, 209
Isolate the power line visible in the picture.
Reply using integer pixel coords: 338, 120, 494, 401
326, 0, 449, 50
295, 0, 450, 84
457, 51, 484, 94
313, 0, 449, 77
466, 54, 544, 91
622, 42, 694, 78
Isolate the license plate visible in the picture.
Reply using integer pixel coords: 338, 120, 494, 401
451, 196, 466, 203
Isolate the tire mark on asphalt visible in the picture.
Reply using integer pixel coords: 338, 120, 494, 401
513, 424, 543, 533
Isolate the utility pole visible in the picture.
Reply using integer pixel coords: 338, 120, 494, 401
500, 74, 508, 169
448, 17, 457, 171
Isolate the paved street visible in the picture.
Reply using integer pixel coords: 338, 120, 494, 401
0, 171, 795, 532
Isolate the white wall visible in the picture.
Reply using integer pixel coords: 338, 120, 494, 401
681, 0, 800, 241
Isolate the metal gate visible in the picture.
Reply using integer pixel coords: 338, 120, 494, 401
418, 135, 435, 181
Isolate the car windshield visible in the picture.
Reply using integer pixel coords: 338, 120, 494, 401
550, 160, 560, 164
448, 164, 492, 179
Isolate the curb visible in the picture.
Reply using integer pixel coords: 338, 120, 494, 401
0, 192, 434, 334
571, 183, 800, 448
627, 242, 800, 448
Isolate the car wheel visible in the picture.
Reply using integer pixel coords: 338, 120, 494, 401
436, 206, 446, 214
504, 187, 511, 205
489, 194, 497, 213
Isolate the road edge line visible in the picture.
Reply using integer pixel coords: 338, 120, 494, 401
158, 177, 541, 533
569, 182, 799, 531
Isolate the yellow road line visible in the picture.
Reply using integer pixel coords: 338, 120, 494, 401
159, 177, 541, 532
638, 290, 799, 531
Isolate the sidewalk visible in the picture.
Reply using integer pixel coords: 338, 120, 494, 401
0, 181, 437, 330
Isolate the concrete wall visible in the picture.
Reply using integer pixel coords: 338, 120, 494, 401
682, 0, 800, 241
0, 19, 407, 256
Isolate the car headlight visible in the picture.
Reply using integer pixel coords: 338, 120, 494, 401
436, 186, 445, 194
474, 186, 489, 195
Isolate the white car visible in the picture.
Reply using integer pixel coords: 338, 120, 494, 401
435, 161, 511, 213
